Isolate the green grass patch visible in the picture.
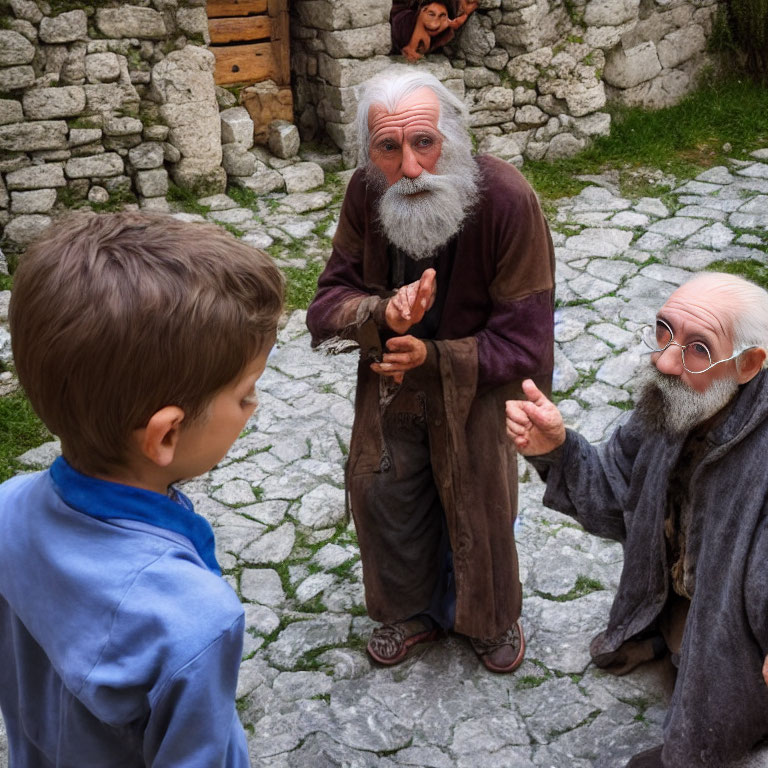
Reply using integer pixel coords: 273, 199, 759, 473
0, 390, 53, 482
282, 261, 324, 312
535, 574, 605, 602
167, 183, 211, 217
706, 259, 768, 289
522, 74, 768, 202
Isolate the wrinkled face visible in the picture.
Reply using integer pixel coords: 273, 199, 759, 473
368, 87, 443, 188
652, 282, 737, 393
420, 2, 449, 32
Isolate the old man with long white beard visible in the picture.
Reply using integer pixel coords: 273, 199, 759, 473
506, 273, 768, 767
307, 68, 555, 672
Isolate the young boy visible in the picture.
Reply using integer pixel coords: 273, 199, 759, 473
0, 212, 284, 766
390, 0, 478, 62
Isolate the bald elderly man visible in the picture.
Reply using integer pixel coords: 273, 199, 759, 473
506, 272, 768, 767
307, 68, 555, 671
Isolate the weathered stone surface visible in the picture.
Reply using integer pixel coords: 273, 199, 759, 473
222, 143, 257, 177
83, 83, 141, 114
65, 153, 124, 179
22, 87, 86, 120
10, 0, 43, 24
152, 47, 222, 191
103, 117, 143, 137
232, 165, 285, 195
171, 160, 227, 196
39, 10, 87, 43
268, 120, 301, 159
0, 100, 24, 127
87, 185, 109, 204
127, 142, 164, 170
0, 30, 35, 66
0, 121, 68, 152
240, 522, 296, 564
656, 24, 706, 69
220, 107, 254, 148
240, 568, 286, 606
0, 66, 35, 91
84, 52, 122, 83
316, 52, 391, 88
295, 0, 390, 31
280, 162, 324, 194
96, 7, 167, 39
6, 163, 66, 190
3, 214, 52, 245
613, 69, 691, 109
242, 81, 294, 144
176, 7, 210, 40
583, 0, 640, 26
320, 24, 391, 58
10, 188, 57, 214
135, 168, 168, 197
604, 42, 661, 89
268, 616, 351, 669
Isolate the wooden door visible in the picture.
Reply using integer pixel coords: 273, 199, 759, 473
206, 0, 290, 87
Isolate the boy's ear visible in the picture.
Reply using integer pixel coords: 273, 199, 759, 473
136, 406, 185, 467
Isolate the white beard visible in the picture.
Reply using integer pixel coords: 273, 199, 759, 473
635, 364, 740, 435
370, 152, 479, 261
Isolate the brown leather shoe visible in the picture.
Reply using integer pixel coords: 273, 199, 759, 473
366, 618, 441, 666
470, 620, 525, 673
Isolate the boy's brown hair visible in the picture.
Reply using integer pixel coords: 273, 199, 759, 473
9, 212, 284, 476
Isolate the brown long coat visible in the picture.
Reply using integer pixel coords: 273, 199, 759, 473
307, 156, 555, 637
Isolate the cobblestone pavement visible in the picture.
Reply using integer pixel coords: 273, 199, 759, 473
2, 148, 768, 767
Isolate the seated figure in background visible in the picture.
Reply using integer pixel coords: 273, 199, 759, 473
390, 0, 478, 61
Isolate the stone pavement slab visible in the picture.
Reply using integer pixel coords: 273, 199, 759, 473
3, 149, 768, 768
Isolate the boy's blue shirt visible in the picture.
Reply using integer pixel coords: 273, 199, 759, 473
49, 456, 222, 575
0, 460, 250, 767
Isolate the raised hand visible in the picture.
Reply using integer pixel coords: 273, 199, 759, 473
505, 379, 566, 456
370, 335, 428, 384
385, 268, 436, 335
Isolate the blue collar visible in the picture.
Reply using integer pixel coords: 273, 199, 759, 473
49, 457, 221, 576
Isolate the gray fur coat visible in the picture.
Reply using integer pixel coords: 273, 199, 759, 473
530, 369, 768, 767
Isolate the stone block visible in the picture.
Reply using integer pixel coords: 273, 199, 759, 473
242, 82, 294, 144
268, 120, 300, 159
316, 53, 391, 88
221, 143, 257, 177
464, 67, 501, 89
22, 86, 86, 120
0, 30, 35, 66
163, 142, 181, 162
0, 100, 24, 126
604, 41, 661, 89
0, 66, 35, 91
280, 162, 324, 193
83, 83, 141, 114
85, 52, 122, 83
319, 24, 391, 58
611, 68, 691, 109
583, 0, 640, 26
10, 0, 43, 24
128, 142, 164, 170
11, 188, 57, 214
65, 153, 124, 179
171, 158, 227, 196
176, 7, 210, 41
39, 10, 87, 44
3, 214, 52, 245
135, 168, 168, 197
231, 165, 285, 194
144, 124, 170, 142
6, 164, 66, 190
546, 132, 587, 160
87, 185, 109, 204
103, 116, 144, 136
564, 82, 606, 117
0, 121, 68, 152
0, 178, 7, 209
220, 107, 254, 148
295, 0, 390, 31
657, 24, 706, 69
69, 128, 103, 147
96, 7, 167, 39
478, 133, 523, 161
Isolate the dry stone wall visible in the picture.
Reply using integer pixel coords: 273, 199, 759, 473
291, 0, 720, 167
0, 0, 223, 252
